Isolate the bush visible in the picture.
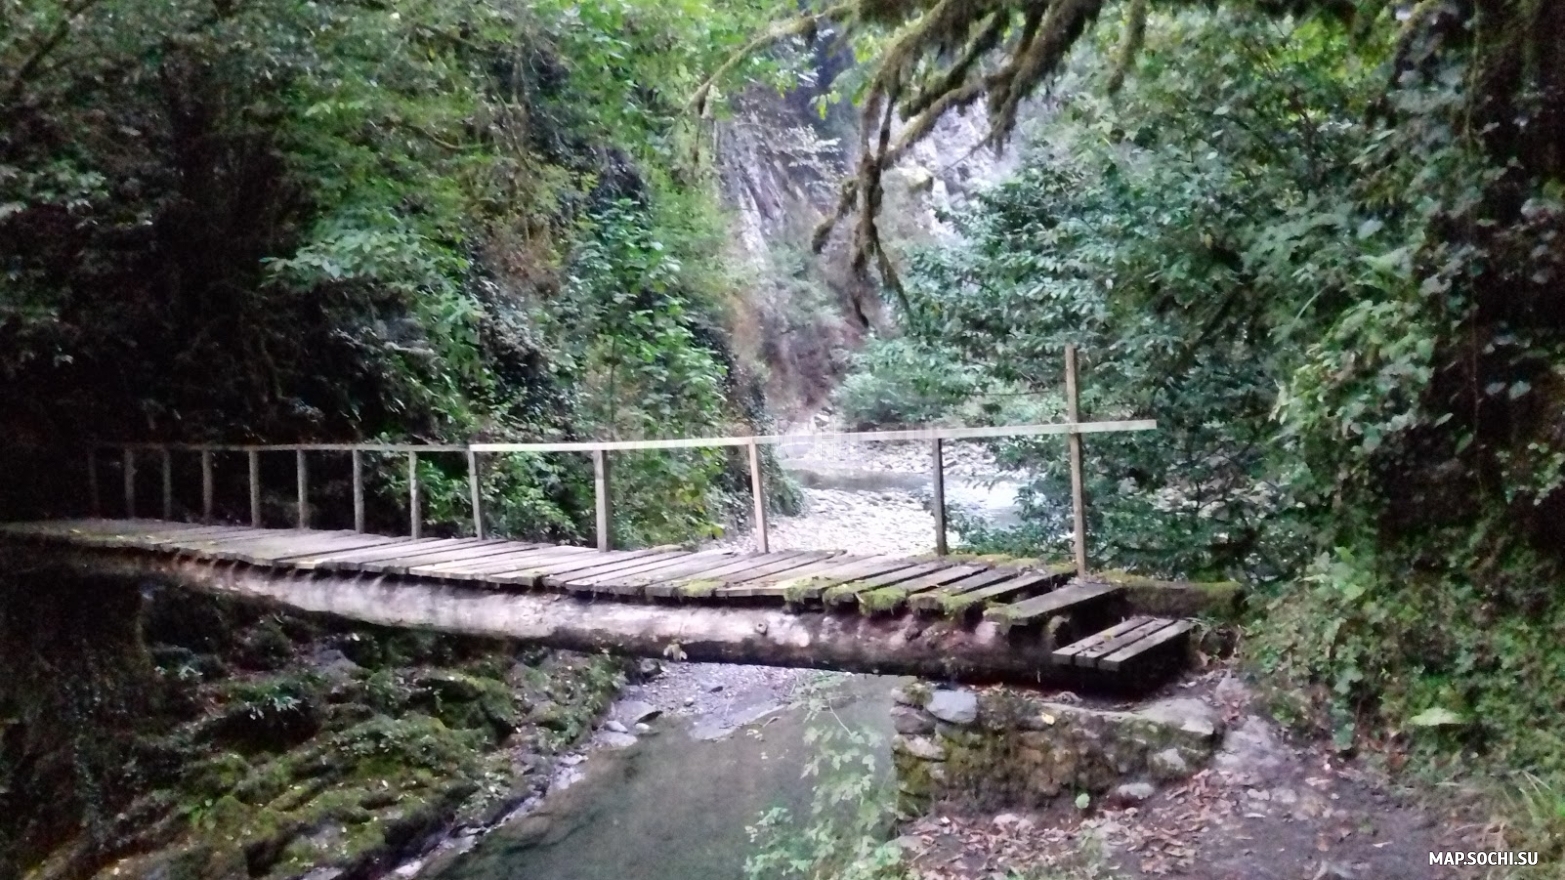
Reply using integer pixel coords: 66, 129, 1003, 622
833, 337, 980, 429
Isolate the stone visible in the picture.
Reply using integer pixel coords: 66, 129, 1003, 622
894, 735, 947, 762
602, 720, 628, 734
618, 700, 661, 725
599, 731, 638, 749
1148, 747, 1190, 781
890, 684, 929, 708
636, 659, 663, 680
1137, 698, 1222, 742
707, 683, 725, 693
925, 689, 978, 726
1215, 716, 1286, 773
1312, 861, 1358, 880
634, 722, 652, 734
891, 704, 936, 736
1112, 781, 1157, 805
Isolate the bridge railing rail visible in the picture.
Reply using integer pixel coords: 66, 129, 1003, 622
79, 346, 1155, 575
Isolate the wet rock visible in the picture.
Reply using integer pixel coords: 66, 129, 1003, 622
1112, 781, 1157, 805
891, 704, 936, 735
634, 723, 652, 734
926, 689, 978, 725
635, 659, 663, 680
618, 700, 661, 725
894, 735, 947, 761
1149, 747, 1190, 781
602, 720, 628, 734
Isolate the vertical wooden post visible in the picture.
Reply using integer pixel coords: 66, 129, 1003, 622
295, 450, 309, 529
248, 449, 262, 527
1065, 344, 1088, 577
123, 448, 136, 518
593, 449, 612, 552
931, 438, 948, 556
408, 451, 421, 539
351, 449, 365, 533
747, 440, 769, 554
161, 447, 173, 520
467, 449, 485, 539
200, 450, 214, 522
87, 450, 100, 518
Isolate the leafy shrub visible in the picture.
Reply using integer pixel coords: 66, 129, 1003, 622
834, 336, 981, 429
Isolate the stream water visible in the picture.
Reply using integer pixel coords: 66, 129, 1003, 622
428, 674, 897, 880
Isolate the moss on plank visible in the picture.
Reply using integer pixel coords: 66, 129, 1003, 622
677, 579, 721, 599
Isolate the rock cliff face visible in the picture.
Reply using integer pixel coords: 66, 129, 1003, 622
710, 46, 1027, 419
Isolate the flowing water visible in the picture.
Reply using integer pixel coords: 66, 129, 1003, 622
428, 674, 898, 880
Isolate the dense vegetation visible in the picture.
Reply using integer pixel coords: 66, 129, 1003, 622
821, 0, 1564, 848
0, 0, 805, 545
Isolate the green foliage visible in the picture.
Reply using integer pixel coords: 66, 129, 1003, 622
833, 335, 980, 428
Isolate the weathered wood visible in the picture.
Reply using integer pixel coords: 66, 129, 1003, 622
87, 452, 100, 517
543, 550, 691, 590
408, 451, 421, 539
269, 535, 402, 562
161, 448, 173, 521
823, 562, 972, 608
909, 570, 1069, 616
1066, 344, 1087, 577
207, 533, 388, 565
37, 549, 1177, 691
123, 448, 136, 518
984, 581, 1123, 634
351, 449, 365, 533
201, 450, 214, 522
296, 450, 309, 530
1052, 616, 1156, 666
371, 542, 545, 574
360, 541, 524, 576
467, 450, 484, 539
748, 439, 769, 553
702, 553, 846, 598
568, 550, 755, 596
717, 555, 872, 600
931, 438, 947, 556
1100, 620, 1194, 671
858, 567, 1018, 616
593, 449, 612, 552
294, 538, 484, 570
740, 555, 917, 603
248, 450, 261, 527
634, 552, 819, 598
412, 546, 598, 579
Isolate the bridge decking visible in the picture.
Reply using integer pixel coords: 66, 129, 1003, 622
0, 519, 1196, 683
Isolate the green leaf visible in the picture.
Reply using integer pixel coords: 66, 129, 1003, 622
1407, 707, 1465, 728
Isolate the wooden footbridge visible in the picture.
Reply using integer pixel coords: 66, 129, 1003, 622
0, 349, 1214, 689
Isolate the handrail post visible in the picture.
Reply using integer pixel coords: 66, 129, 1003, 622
351, 449, 365, 533
87, 449, 100, 518
200, 450, 214, 522
248, 449, 262, 527
295, 449, 309, 529
1065, 344, 1088, 577
123, 448, 136, 518
593, 449, 612, 552
931, 438, 948, 556
747, 440, 769, 553
161, 447, 173, 520
408, 451, 421, 539
467, 449, 484, 539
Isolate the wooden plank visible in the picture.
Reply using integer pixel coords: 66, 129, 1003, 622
931, 439, 947, 556
748, 440, 768, 553
362, 541, 540, 573
475, 546, 639, 588
984, 581, 1125, 633
350, 541, 523, 575
634, 551, 819, 598
567, 550, 759, 596
744, 555, 925, 603
209, 533, 387, 565
294, 538, 488, 570
123, 448, 136, 518
411, 545, 599, 579
467, 450, 484, 539
248, 450, 261, 527
408, 451, 421, 539
351, 450, 365, 533
1100, 620, 1195, 671
910, 570, 1066, 616
1051, 616, 1156, 666
201, 450, 214, 522
857, 567, 1018, 616
716, 555, 875, 600
542, 550, 692, 589
296, 450, 309, 530
823, 562, 975, 608
136, 527, 285, 551
1066, 344, 1087, 577
593, 449, 612, 552
269, 534, 402, 562
161, 448, 173, 521
703, 553, 848, 598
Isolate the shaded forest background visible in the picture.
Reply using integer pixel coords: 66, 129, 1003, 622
3, 0, 1564, 868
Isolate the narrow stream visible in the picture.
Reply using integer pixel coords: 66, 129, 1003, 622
428, 674, 897, 880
